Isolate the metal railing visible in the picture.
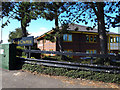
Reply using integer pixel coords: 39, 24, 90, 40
17, 49, 120, 74
19, 49, 119, 58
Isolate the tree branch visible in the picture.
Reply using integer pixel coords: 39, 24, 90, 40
104, 13, 116, 19
90, 2, 99, 18
71, 8, 88, 24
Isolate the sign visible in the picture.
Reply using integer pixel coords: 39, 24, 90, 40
12, 36, 34, 46
0, 49, 4, 54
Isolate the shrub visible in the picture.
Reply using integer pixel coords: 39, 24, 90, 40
22, 63, 120, 84
16, 46, 26, 56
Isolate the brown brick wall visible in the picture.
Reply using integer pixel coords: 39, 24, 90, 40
44, 40, 56, 51
37, 39, 56, 51
37, 40, 44, 50
37, 39, 56, 56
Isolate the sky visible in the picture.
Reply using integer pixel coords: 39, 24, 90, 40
0, 16, 119, 44
0, 18, 55, 43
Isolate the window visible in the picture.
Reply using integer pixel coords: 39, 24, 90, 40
86, 35, 89, 42
63, 34, 72, 42
64, 49, 73, 58
64, 49, 72, 52
116, 37, 118, 43
119, 37, 120, 43
90, 36, 93, 42
94, 50, 97, 54
86, 50, 89, 54
110, 36, 120, 43
86, 35, 97, 43
63, 34, 67, 41
110, 37, 113, 43
91, 50, 93, 54
113, 37, 116, 43
86, 50, 97, 54
68, 34, 72, 41
94, 36, 97, 42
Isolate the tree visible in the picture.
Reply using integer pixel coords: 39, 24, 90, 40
8, 28, 29, 42
40, 2, 75, 52
61, 2, 119, 54
2, 2, 45, 37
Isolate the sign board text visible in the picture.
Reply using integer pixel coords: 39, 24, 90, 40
12, 36, 34, 46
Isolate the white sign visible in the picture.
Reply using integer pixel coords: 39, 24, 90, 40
0, 49, 4, 54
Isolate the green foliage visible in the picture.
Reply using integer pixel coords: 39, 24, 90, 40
2, 2, 15, 17
42, 56, 115, 66
17, 46, 25, 49
16, 45, 41, 59
22, 63, 120, 84
61, 2, 119, 54
8, 28, 29, 42
2, 2, 45, 37
62, 2, 119, 30
40, 2, 75, 51
16, 46, 26, 56
21, 56, 27, 58
8, 28, 22, 42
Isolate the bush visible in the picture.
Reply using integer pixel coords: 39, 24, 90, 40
16, 46, 26, 56
22, 63, 120, 84
16, 46, 41, 59
30, 48, 41, 59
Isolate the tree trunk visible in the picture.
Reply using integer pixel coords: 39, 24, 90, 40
57, 37, 62, 52
55, 15, 59, 29
97, 3, 108, 54
21, 19, 27, 37
55, 12, 63, 52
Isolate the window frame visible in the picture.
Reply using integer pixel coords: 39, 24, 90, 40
63, 34, 72, 42
86, 35, 97, 43
119, 37, 120, 43
86, 50, 97, 54
116, 37, 118, 43
110, 36, 120, 43
64, 49, 73, 58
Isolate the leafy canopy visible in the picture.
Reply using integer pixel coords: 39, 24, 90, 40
8, 28, 29, 42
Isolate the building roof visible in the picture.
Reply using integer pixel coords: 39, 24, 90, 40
61, 24, 98, 32
36, 24, 120, 40
60, 24, 119, 34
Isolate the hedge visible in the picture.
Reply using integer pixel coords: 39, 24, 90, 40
22, 63, 120, 84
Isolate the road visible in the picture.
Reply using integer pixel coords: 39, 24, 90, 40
1, 69, 120, 88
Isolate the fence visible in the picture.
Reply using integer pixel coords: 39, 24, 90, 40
17, 49, 120, 74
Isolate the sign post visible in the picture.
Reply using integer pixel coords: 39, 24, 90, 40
29, 46, 31, 58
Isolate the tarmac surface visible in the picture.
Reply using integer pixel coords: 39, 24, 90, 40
1, 69, 120, 89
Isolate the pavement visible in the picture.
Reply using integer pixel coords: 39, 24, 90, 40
1, 69, 120, 89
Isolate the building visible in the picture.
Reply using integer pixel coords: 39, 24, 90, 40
36, 24, 120, 57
